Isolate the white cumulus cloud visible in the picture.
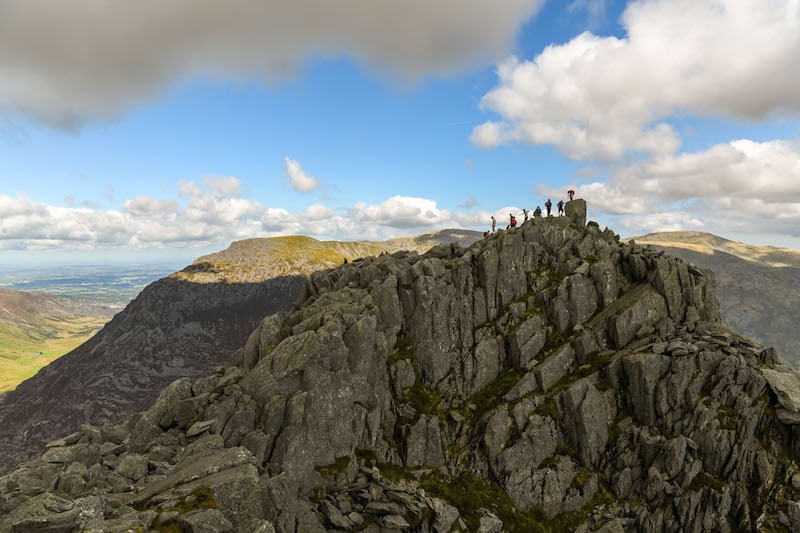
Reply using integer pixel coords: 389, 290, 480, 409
0, 183, 490, 254
473, 0, 800, 160
284, 157, 321, 192
574, 139, 800, 240
351, 196, 452, 229
204, 176, 242, 197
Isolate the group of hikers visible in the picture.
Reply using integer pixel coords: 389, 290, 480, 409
487, 188, 575, 234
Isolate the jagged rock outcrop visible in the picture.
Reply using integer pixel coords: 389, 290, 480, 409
631, 232, 800, 369
0, 229, 484, 478
2, 207, 800, 532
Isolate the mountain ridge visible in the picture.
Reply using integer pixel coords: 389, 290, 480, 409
630, 230, 800, 268
630, 230, 800, 368
4, 201, 800, 531
174, 230, 484, 284
0, 228, 482, 474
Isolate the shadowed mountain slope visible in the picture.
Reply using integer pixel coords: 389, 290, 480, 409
5, 201, 800, 531
631, 231, 800, 368
0, 275, 304, 475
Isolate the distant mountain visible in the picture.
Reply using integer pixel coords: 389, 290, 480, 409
0, 288, 113, 393
630, 231, 800, 368
0, 229, 483, 473
175, 229, 484, 283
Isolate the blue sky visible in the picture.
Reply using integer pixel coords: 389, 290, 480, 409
1, 0, 799, 265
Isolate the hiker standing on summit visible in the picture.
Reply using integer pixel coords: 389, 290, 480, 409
491, 216, 496, 233
557, 200, 564, 216
568, 188, 575, 201
545, 198, 552, 217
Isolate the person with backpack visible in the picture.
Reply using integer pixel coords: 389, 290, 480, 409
534, 206, 542, 217
545, 199, 552, 216
557, 200, 564, 216
509, 213, 517, 228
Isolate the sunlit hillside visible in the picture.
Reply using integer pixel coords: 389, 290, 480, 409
172, 229, 483, 284
0, 289, 111, 393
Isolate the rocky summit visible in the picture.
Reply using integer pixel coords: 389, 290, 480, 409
3, 199, 800, 532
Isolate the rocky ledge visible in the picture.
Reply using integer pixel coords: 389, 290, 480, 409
2, 199, 800, 532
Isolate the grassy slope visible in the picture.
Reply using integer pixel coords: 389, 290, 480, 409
0, 314, 108, 393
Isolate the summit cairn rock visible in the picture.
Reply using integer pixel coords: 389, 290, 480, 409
2, 210, 800, 531
565, 198, 587, 226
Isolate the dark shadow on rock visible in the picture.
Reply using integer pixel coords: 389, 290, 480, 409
179, 261, 219, 275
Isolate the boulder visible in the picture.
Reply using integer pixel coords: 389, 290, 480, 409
761, 367, 800, 412
116, 453, 148, 482
564, 199, 587, 227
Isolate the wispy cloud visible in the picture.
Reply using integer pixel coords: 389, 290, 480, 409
568, 0, 607, 30
284, 157, 320, 192
458, 195, 477, 208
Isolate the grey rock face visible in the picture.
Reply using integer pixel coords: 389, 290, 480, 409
2, 212, 798, 532
565, 199, 587, 227
508, 315, 546, 369
535, 344, 575, 391
404, 415, 444, 467
608, 286, 668, 348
